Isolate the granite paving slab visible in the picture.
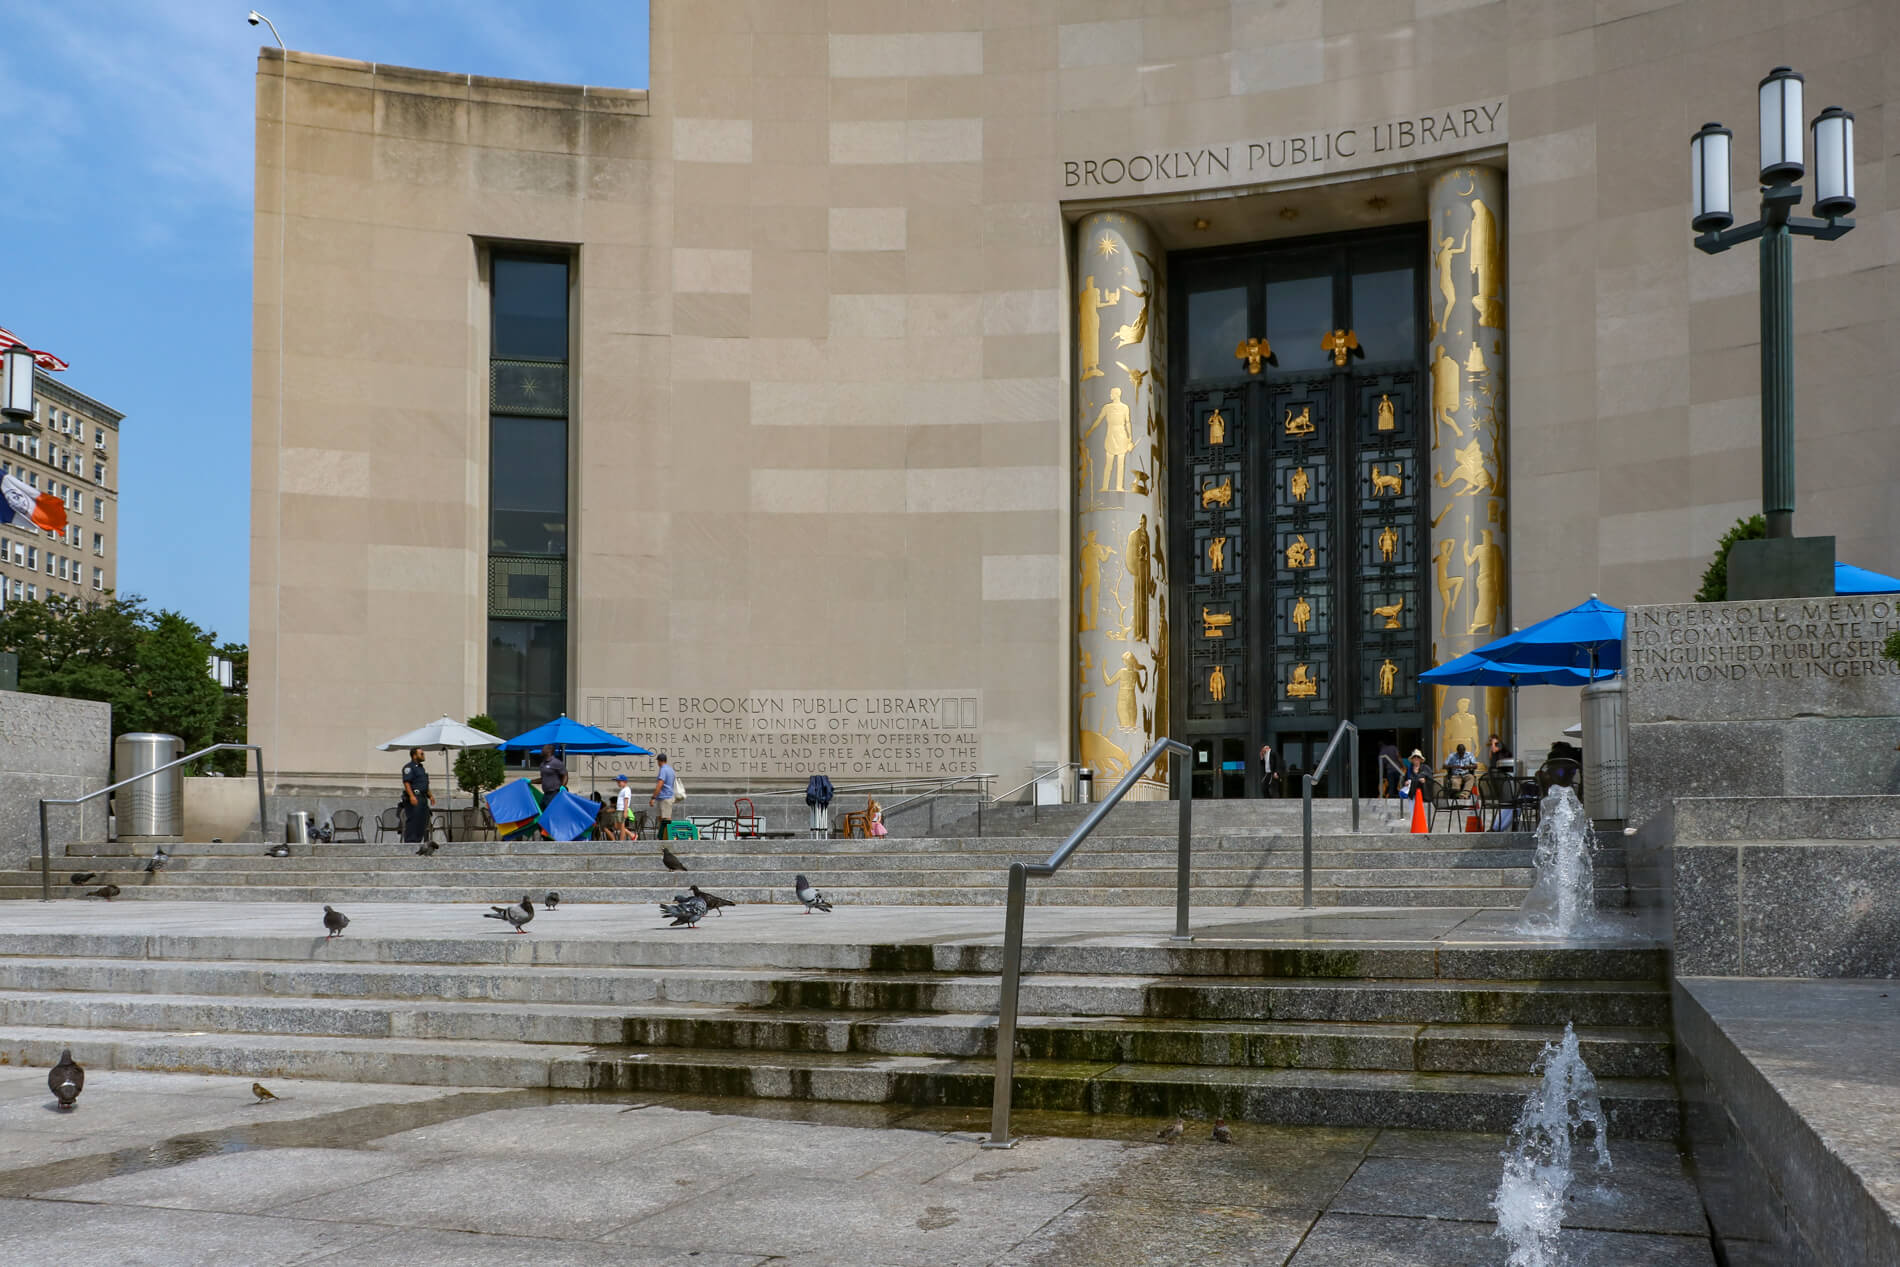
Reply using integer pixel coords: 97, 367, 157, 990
992, 1193, 1316, 1265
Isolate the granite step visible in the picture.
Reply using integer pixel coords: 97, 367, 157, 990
0, 1025, 1679, 1138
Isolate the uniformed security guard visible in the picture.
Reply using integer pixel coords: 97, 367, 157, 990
401, 747, 435, 853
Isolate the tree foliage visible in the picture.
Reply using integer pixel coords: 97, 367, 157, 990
454, 713, 507, 796
1695, 514, 1767, 603
0, 594, 240, 763
1884, 629, 1900, 666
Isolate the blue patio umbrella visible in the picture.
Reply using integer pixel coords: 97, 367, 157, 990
1421, 650, 1616, 763
537, 788, 602, 842
1471, 595, 1627, 674
1836, 561, 1900, 595
502, 714, 652, 794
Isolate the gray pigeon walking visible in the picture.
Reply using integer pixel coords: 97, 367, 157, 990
69, 872, 97, 886
544, 892, 560, 910
48, 1048, 83, 1110
659, 892, 709, 928
322, 906, 349, 938
794, 874, 831, 914
662, 846, 688, 872
85, 884, 121, 900
144, 846, 170, 874
1156, 1118, 1185, 1144
690, 885, 735, 917
484, 895, 535, 933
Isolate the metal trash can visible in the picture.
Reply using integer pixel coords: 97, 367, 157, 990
113, 732, 183, 839
1580, 676, 1629, 824
1076, 767, 1095, 804
285, 811, 310, 846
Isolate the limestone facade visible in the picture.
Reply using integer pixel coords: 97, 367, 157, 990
251, 1, 1899, 792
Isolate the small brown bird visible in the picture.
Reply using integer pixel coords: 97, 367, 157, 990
85, 884, 121, 900
1156, 1118, 1185, 1144
662, 847, 687, 872
1211, 1119, 1234, 1144
251, 1082, 277, 1103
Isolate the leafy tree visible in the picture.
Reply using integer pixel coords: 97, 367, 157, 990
0, 593, 148, 711
208, 640, 250, 776
1695, 514, 1767, 603
120, 612, 225, 752
1884, 629, 1900, 666
454, 713, 507, 796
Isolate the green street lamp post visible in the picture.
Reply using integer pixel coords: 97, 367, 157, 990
1690, 68, 1856, 596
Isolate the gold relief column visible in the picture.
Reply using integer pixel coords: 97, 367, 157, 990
1426, 165, 1509, 760
1075, 212, 1167, 792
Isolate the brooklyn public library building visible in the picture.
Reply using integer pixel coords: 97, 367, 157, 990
249, 0, 1898, 802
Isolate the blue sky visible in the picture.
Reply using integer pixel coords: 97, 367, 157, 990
4, 1, 650, 643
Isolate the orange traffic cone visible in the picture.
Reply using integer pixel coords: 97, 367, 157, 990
1410, 788, 1428, 834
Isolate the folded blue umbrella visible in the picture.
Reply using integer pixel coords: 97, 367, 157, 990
537, 788, 601, 842
484, 779, 543, 839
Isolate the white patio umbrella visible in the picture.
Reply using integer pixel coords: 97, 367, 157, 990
376, 716, 505, 816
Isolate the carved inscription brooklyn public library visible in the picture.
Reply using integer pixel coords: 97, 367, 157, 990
1062, 99, 1506, 195
1627, 599, 1900, 685
578, 691, 983, 779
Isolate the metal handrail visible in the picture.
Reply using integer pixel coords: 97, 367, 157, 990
873, 772, 995, 818
1299, 720, 1359, 908
37, 743, 267, 902
990, 761, 1081, 806
745, 773, 994, 802
985, 737, 1190, 1149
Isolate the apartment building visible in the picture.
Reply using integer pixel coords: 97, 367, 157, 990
0, 369, 121, 607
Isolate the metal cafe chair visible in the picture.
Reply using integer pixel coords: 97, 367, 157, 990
373, 807, 403, 842
329, 809, 365, 842
1423, 774, 1468, 833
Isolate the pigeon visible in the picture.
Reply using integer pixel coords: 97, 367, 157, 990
144, 847, 170, 874
85, 884, 121, 900
484, 895, 535, 933
1211, 1119, 1234, 1144
544, 892, 560, 911
659, 893, 709, 928
1156, 1118, 1186, 1144
48, 1048, 83, 1110
794, 874, 831, 914
69, 872, 97, 886
690, 885, 735, 917
322, 906, 349, 938
662, 847, 688, 873
251, 1082, 278, 1103
266, 844, 291, 858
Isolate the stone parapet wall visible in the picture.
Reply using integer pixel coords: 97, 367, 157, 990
0, 689, 111, 870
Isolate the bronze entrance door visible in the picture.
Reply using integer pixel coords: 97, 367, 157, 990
1168, 230, 1429, 798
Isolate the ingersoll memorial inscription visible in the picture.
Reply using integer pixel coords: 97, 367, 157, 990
1627, 598, 1900, 724
579, 691, 983, 779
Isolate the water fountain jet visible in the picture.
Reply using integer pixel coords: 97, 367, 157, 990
1517, 784, 1609, 938
1493, 1022, 1612, 1267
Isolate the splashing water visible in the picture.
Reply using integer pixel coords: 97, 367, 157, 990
1517, 785, 1608, 937
1492, 1023, 1613, 1267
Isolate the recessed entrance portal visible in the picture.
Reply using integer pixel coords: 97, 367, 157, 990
1169, 229, 1428, 796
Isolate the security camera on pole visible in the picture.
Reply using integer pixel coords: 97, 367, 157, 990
1688, 67, 1857, 599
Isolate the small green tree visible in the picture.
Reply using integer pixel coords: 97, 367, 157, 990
454, 713, 507, 796
121, 612, 226, 752
1883, 629, 1900, 666
1696, 514, 1767, 603
208, 641, 249, 776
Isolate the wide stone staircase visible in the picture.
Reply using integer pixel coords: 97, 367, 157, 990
0, 920, 1677, 1137
5, 799, 1631, 909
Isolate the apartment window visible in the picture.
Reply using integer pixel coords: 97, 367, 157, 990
93, 497, 104, 521
25, 584, 35, 601
25, 547, 36, 569
92, 567, 103, 591
56, 557, 66, 580
93, 532, 103, 556
94, 462, 106, 484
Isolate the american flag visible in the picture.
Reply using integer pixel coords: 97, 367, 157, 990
0, 327, 68, 372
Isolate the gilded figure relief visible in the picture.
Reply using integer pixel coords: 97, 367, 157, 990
1283, 404, 1314, 436
1290, 466, 1311, 503
1378, 524, 1398, 562
1201, 606, 1232, 638
1126, 515, 1154, 643
1292, 594, 1312, 634
1372, 596, 1405, 630
1111, 282, 1151, 350
1083, 387, 1134, 493
1468, 194, 1504, 328
1206, 408, 1226, 446
1235, 337, 1269, 373
1208, 663, 1227, 703
1430, 346, 1463, 449
1432, 539, 1464, 634
1200, 476, 1233, 509
1079, 728, 1133, 781
1077, 274, 1121, 380
1442, 696, 1480, 755
1101, 650, 1149, 731
1432, 228, 1467, 340
1379, 658, 1398, 697
1435, 439, 1493, 497
1464, 343, 1488, 375
1370, 464, 1403, 497
1464, 526, 1505, 635
1115, 361, 1148, 408
1285, 535, 1315, 569
1377, 394, 1396, 431
1207, 536, 1226, 573
1287, 664, 1318, 699
1321, 328, 1359, 366
1078, 531, 1114, 632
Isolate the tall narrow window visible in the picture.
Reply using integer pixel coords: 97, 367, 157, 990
485, 253, 571, 741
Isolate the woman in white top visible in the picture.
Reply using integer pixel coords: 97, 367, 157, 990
612, 774, 635, 840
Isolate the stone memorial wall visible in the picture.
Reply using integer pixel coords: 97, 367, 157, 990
1625, 595, 1900, 829
0, 689, 111, 871
578, 691, 984, 781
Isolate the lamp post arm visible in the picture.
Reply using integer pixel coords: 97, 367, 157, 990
1788, 215, 1855, 241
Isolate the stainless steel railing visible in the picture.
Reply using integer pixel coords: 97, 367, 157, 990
37, 743, 267, 902
985, 737, 1191, 1149
1299, 720, 1359, 908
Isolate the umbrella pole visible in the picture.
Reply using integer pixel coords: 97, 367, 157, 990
1510, 681, 1520, 772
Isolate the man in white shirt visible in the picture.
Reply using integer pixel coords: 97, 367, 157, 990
611, 774, 634, 840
